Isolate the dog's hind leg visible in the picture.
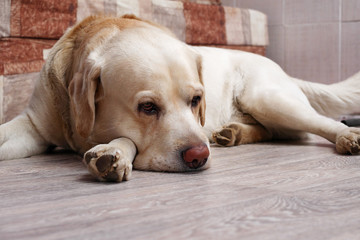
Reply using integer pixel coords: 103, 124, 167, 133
242, 87, 360, 155
0, 113, 49, 160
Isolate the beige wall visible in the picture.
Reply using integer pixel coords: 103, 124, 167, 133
223, 0, 360, 84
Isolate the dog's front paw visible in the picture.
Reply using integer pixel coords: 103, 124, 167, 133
212, 127, 237, 146
84, 145, 132, 182
336, 128, 360, 154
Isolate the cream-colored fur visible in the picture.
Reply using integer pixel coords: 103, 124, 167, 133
1, 15, 359, 182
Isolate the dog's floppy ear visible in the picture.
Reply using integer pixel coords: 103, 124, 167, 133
68, 64, 102, 138
196, 56, 206, 127
44, 16, 105, 139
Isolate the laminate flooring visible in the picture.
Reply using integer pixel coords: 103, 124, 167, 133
1, 135, 360, 240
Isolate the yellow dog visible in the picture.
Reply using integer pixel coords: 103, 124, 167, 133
1, 15, 359, 182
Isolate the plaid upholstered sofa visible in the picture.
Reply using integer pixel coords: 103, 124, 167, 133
0, 0, 268, 123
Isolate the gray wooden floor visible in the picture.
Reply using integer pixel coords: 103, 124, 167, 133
1, 135, 360, 240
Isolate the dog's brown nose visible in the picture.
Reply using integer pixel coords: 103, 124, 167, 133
182, 144, 209, 169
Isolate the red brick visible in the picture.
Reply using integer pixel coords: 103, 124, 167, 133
11, 0, 77, 39
183, 3, 227, 45
10, 0, 21, 36
4, 60, 45, 75
0, 38, 56, 75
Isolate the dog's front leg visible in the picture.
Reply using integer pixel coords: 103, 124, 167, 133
0, 114, 49, 160
83, 138, 137, 182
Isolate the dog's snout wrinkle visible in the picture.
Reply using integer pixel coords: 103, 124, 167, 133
182, 144, 209, 169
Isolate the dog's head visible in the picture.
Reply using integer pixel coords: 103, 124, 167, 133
48, 15, 210, 172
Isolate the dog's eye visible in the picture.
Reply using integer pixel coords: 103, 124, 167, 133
191, 96, 201, 108
138, 102, 159, 115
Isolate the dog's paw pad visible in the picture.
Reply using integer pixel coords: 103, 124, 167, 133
212, 128, 236, 146
84, 151, 96, 164
83, 145, 132, 182
96, 154, 116, 173
336, 128, 360, 154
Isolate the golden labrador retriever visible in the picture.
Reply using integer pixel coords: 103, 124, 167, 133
1, 15, 359, 182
